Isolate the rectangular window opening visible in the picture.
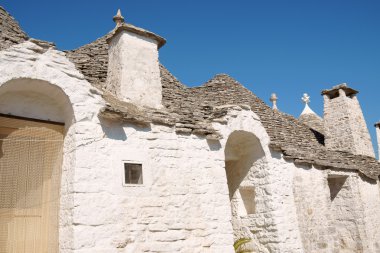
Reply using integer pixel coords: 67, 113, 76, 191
124, 163, 143, 185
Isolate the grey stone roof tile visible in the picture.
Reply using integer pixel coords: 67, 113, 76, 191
2, 5, 379, 180
298, 113, 325, 136
65, 33, 112, 89
0, 6, 28, 51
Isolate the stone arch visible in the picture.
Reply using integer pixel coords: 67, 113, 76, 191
0, 78, 74, 126
224, 130, 267, 240
225, 130, 266, 201
0, 78, 81, 252
216, 107, 276, 252
0, 43, 105, 252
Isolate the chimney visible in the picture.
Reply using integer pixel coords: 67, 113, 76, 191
322, 83, 375, 157
105, 9, 166, 109
375, 122, 380, 159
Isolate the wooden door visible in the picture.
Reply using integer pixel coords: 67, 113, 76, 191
0, 116, 64, 253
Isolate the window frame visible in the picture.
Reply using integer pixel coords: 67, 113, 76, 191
122, 160, 144, 187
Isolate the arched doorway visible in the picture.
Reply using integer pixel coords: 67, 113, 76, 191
0, 115, 64, 253
0, 79, 72, 253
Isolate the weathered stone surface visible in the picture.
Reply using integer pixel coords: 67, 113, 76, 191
323, 84, 375, 158
100, 92, 177, 127
65, 31, 380, 179
0, 6, 28, 50
106, 28, 163, 109
293, 166, 380, 253
107, 22, 166, 49
2, 6, 379, 181
2, 6, 380, 253
65, 25, 380, 180
65, 34, 111, 89
0, 39, 105, 253
298, 102, 325, 135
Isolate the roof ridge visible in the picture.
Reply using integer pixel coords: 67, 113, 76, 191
67, 32, 113, 52
203, 73, 240, 85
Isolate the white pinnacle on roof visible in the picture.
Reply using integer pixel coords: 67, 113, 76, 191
270, 93, 278, 110
113, 9, 125, 26
300, 93, 317, 116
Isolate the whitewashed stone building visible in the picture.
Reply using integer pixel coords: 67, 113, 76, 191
1, 6, 380, 253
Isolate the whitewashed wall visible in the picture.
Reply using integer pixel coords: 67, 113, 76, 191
1, 41, 380, 253
214, 107, 304, 253
0, 41, 104, 253
106, 31, 163, 109
292, 164, 380, 253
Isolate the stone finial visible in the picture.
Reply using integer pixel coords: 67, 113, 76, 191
270, 93, 278, 110
113, 9, 125, 26
375, 122, 380, 128
302, 93, 310, 105
300, 93, 317, 116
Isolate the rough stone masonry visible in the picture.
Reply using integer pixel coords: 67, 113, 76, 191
0, 6, 380, 253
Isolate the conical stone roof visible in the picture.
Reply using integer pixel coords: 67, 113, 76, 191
299, 103, 324, 135
0, 6, 28, 51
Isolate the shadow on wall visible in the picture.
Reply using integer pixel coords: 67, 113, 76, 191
99, 117, 153, 141
0, 78, 73, 125
224, 130, 265, 200
224, 130, 269, 252
207, 139, 222, 151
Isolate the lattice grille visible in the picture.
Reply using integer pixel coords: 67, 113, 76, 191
0, 117, 63, 253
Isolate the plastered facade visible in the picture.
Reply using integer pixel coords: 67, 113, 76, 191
106, 31, 163, 109
293, 165, 380, 253
1, 39, 380, 253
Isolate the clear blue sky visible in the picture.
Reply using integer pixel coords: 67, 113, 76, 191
2, 0, 380, 155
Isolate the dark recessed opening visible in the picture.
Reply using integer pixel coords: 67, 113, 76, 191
124, 163, 143, 185
322, 86, 358, 100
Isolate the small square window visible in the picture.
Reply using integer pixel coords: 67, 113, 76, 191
124, 163, 143, 185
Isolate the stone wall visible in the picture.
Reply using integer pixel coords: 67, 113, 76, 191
357, 176, 380, 251
293, 165, 332, 252
71, 122, 234, 252
293, 164, 380, 253
323, 89, 375, 157
0, 41, 104, 253
215, 108, 305, 253
67, 107, 279, 253
0, 41, 234, 253
225, 131, 275, 253
329, 175, 363, 252
1, 41, 380, 253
